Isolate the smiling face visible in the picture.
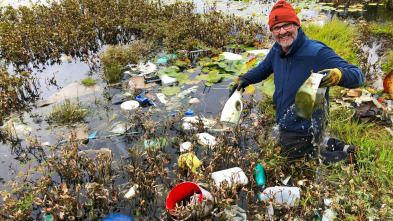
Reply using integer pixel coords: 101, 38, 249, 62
272, 22, 300, 53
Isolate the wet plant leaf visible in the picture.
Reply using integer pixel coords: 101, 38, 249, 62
256, 74, 275, 96
169, 73, 189, 83
174, 60, 188, 68
244, 84, 255, 93
162, 86, 181, 96
202, 67, 210, 73
157, 66, 181, 76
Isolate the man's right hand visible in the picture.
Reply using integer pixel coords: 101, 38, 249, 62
229, 78, 249, 97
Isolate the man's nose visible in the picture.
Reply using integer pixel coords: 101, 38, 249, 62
279, 27, 287, 34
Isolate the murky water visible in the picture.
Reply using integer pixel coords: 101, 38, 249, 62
0, 0, 392, 219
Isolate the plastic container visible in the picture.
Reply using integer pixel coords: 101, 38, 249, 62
120, 100, 140, 110
254, 164, 266, 186
322, 208, 336, 221
166, 182, 214, 219
180, 141, 192, 153
196, 133, 217, 148
258, 186, 300, 207
159, 74, 177, 84
294, 73, 326, 120
220, 90, 243, 127
178, 153, 201, 172
101, 214, 133, 221
211, 167, 249, 188
156, 93, 167, 104
124, 184, 139, 199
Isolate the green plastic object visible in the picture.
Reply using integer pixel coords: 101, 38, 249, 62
254, 164, 266, 186
44, 214, 53, 221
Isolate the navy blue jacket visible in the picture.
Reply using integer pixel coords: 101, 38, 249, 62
241, 27, 364, 132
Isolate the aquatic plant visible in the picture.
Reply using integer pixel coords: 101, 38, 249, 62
0, 65, 39, 126
81, 77, 97, 86
47, 99, 87, 124
369, 21, 393, 39
0, 0, 263, 69
381, 50, 393, 73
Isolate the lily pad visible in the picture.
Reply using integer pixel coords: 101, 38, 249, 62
244, 84, 255, 93
256, 74, 275, 97
157, 66, 180, 76
170, 73, 190, 83
162, 86, 181, 96
196, 70, 222, 86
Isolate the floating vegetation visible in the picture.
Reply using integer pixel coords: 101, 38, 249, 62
47, 99, 87, 124
0, 0, 393, 220
81, 77, 97, 86
0, 65, 39, 125
0, 0, 264, 69
382, 50, 393, 73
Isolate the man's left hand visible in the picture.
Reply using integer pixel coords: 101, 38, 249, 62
319, 68, 342, 87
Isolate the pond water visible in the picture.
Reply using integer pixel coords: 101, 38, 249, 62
0, 0, 392, 220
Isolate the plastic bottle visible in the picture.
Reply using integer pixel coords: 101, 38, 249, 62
101, 214, 133, 221
258, 186, 300, 207
211, 167, 248, 188
254, 164, 266, 186
220, 90, 243, 127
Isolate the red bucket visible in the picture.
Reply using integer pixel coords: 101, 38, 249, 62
166, 182, 213, 218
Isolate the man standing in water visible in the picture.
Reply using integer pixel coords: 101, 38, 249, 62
230, 1, 364, 164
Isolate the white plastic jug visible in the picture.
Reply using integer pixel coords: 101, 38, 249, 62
211, 167, 249, 188
220, 90, 243, 127
258, 186, 300, 206
259, 186, 301, 221
295, 73, 327, 120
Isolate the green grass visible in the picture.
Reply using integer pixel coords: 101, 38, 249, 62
303, 18, 360, 66
381, 50, 393, 73
48, 99, 87, 124
81, 77, 97, 86
369, 21, 393, 38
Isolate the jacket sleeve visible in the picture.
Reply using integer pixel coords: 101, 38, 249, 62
318, 47, 364, 88
240, 50, 274, 84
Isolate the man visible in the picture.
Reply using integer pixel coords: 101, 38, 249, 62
230, 1, 364, 164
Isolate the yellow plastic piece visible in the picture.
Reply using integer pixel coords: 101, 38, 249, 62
178, 153, 201, 172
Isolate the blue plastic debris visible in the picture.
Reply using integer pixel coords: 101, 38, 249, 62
136, 95, 154, 106
101, 214, 133, 221
157, 54, 177, 63
88, 131, 98, 140
185, 110, 194, 115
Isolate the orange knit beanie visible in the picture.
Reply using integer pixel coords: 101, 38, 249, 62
268, 1, 300, 30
